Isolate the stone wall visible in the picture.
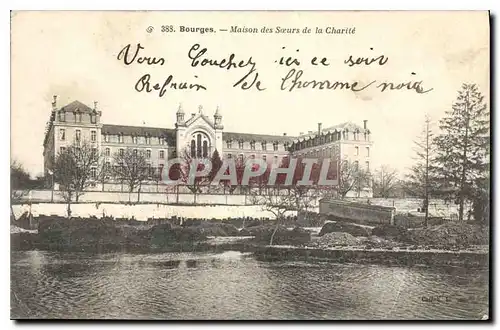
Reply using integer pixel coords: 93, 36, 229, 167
319, 199, 395, 225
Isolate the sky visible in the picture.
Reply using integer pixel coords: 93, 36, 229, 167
11, 11, 489, 177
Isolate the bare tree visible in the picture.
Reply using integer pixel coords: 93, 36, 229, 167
372, 165, 399, 198
337, 159, 370, 199
53, 140, 103, 217
10, 160, 31, 221
250, 190, 296, 245
406, 114, 436, 226
111, 148, 151, 203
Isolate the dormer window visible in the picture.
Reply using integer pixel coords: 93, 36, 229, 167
118, 134, 124, 143
90, 113, 96, 124
132, 136, 138, 144
250, 141, 256, 150
146, 136, 151, 144
226, 140, 232, 149
75, 111, 82, 123
238, 141, 244, 149
262, 142, 267, 151
273, 142, 279, 151
58, 111, 66, 122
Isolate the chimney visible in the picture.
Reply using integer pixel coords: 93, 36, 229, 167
308, 131, 313, 135
318, 122, 322, 135
191, 113, 196, 118
94, 101, 98, 111
363, 120, 368, 130
283, 133, 287, 136
51, 95, 57, 111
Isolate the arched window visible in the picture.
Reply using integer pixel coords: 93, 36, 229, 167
190, 131, 211, 158
203, 140, 208, 157
190, 140, 196, 157
196, 134, 202, 157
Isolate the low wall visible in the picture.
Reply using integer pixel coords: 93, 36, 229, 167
319, 199, 395, 225
12, 203, 296, 222
15, 190, 249, 205
347, 197, 466, 219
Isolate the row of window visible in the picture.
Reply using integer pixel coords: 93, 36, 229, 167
59, 146, 166, 160
290, 131, 370, 152
351, 160, 370, 172
59, 129, 167, 146
89, 163, 165, 180
354, 146, 370, 157
59, 129, 97, 142
58, 112, 97, 124
103, 134, 166, 145
226, 140, 282, 151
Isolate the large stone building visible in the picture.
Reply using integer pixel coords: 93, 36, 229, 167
43, 97, 374, 196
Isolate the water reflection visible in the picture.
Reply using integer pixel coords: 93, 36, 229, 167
11, 251, 488, 320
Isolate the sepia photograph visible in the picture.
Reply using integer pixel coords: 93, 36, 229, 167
9, 10, 490, 320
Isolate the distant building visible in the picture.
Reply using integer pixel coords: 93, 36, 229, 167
43, 97, 373, 196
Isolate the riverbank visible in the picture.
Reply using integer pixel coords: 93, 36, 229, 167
10, 215, 489, 268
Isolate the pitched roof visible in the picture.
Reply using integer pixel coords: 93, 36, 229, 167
102, 124, 176, 144
59, 100, 95, 113
222, 131, 295, 143
295, 121, 369, 141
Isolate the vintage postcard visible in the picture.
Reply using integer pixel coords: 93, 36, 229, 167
10, 11, 490, 320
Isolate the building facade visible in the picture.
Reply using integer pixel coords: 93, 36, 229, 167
43, 97, 374, 197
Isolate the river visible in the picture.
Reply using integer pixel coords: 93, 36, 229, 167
11, 250, 489, 320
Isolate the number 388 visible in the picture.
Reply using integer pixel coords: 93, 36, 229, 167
161, 25, 174, 33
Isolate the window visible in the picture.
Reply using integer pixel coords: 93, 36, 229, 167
273, 142, 278, 151
250, 141, 255, 150
90, 168, 97, 180
59, 129, 65, 141
238, 141, 244, 149
354, 161, 359, 171
250, 154, 255, 159
91, 147, 97, 156
105, 148, 110, 157
146, 150, 151, 159
91, 130, 96, 142
262, 155, 267, 162
159, 150, 165, 159
355, 146, 359, 156
118, 134, 124, 143
366, 147, 370, 157
365, 161, 370, 172
58, 111, 65, 122
119, 148, 124, 156
59, 147, 66, 154
238, 154, 244, 162
226, 140, 232, 149
133, 149, 138, 156
274, 156, 279, 165
75, 130, 81, 142
262, 142, 267, 151
90, 114, 96, 124
227, 154, 232, 159
159, 164, 164, 177
132, 136, 138, 144
105, 161, 110, 171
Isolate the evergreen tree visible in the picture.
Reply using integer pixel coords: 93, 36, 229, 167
433, 84, 490, 222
